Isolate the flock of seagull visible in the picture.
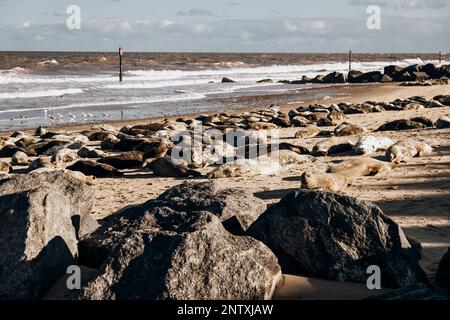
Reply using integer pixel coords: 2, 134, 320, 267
16, 110, 110, 123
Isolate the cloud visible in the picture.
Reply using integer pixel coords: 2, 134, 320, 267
19, 21, 32, 28
348, 0, 447, 9
176, 8, 214, 16
1, 14, 449, 53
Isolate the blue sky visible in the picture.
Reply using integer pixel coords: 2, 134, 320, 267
0, 0, 449, 52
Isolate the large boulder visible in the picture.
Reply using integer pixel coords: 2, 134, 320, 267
347, 70, 363, 83
156, 181, 266, 234
384, 65, 403, 78
0, 188, 77, 299
80, 209, 282, 300
79, 181, 266, 267
0, 171, 98, 238
350, 71, 384, 83
323, 72, 346, 84
436, 248, 450, 290
248, 190, 428, 288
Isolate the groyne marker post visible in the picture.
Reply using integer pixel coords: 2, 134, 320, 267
119, 47, 123, 82
439, 51, 442, 64
349, 50, 352, 71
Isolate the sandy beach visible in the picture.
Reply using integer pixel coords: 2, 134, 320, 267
12, 82, 444, 300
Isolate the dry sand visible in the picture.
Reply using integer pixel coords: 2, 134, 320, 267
41, 83, 450, 299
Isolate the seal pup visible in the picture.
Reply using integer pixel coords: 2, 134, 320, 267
386, 140, 433, 163
300, 172, 350, 193
327, 157, 392, 178
376, 120, 426, 131
354, 136, 395, 155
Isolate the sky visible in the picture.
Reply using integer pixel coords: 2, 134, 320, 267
0, 0, 449, 52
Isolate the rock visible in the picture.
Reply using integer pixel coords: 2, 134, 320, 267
29, 157, 54, 170
377, 119, 426, 131
406, 236, 423, 260
67, 160, 124, 178
51, 148, 79, 165
310, 75, 325, 84
366, 283, 444, 300
323, 72, 346, 84
412, 72, 430, 82
393, 70, 415, 82
248, 190, 429, 288
0, 171, 98, 239
156, 181, 266, 235
221, 77, 235, 83
436, 248, 450, 289
98, 151, 144, 169
11, 151, 29, 166
384, 65, 403, 78
436, 117, 450, 129
347, 70, 364, 83
257, 79, 273, 83
420, 63, 441, 79
80, 209, 281, 300
350, 71, 384, 83
0, 188, 77, 299
77, 146, 107, 159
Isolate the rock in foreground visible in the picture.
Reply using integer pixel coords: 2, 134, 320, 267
81, 209, 281, 300
248, 190, 428, 288
0, 188, 77, 299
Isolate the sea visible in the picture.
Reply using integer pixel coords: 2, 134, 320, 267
0, 52, 445, 130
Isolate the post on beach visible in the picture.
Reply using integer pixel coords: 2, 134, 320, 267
119, 47, 124, 82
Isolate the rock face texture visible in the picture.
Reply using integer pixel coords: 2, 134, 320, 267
248, 190, 428, 289
0, 171, 98, 238
156, 181, 266, 235
79, 181, 266, 268
0, 188, 77, 299
80, 208, 282, 300
436, 248, 450, 290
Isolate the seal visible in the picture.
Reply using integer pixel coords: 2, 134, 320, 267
312, 137, 354, 157
207, 158, 280, 179
354, 136, 395, 155
300, 172, 350, 193
295, 126, 321, 139
385, 140, 433, 163
334, 122, 366, 136
327, 157, 392, 177
148, 156, 202, 178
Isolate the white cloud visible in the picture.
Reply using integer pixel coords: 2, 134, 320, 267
19, 21, 32, 28
160, 20, 177, 29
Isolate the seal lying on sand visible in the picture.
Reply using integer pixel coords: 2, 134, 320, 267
327, 157, 392, 177
274, 150, 314, 166
248, 122, 278, 130
334, 122, 366, 136
386, 140, 433, 163
148, 156, 202, 178
300, 172, 350, 193
312, 137, 355, 157
354, 136, 395, 155
207, 158, 281, 179
376, 119, 426, 131
295, 126, 321, 139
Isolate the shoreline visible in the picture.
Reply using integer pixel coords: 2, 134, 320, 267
5, 82, 439, 135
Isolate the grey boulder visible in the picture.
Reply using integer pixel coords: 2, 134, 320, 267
248, 190, 428, 288
80, 208, 282, 300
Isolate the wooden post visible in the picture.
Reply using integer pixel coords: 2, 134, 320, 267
119, 47, 123, 82
439, 51, 442, 64
349, 50, 352, 71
